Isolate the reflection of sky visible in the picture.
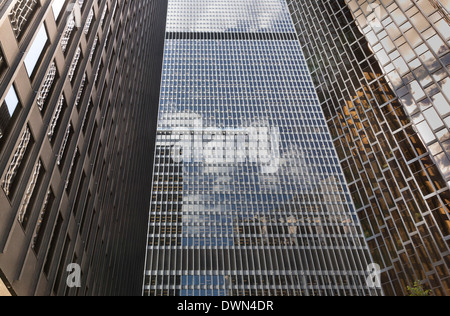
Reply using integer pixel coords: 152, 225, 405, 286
51, 0, 65, 19
24, 24, 48, 77
4, 86, 19, 116
159, 40, 319, 129
151, 0, 369, 295
348, 0, 450, 182
167, 0, 295, 33
180, 275, 227, 297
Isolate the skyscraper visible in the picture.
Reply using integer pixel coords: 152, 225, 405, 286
143, 0, 381, 296
287, 0, 450, 296
0, 0, 167, 295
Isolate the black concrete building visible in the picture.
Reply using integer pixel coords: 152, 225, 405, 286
0, 0, 167, 296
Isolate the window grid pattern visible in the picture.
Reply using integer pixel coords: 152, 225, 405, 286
47, 95, 65, 142
0, 47, 6, 77
1, 127, 32, 197
18, 159, 42, 226
36, 62, 57, 111
287, 0, 450, 296
57, 123, 72, 166
8, 0, 39, 38
68, 46, 82, 83
144, 0, 380, 297
61, 15, 76, 54
31, 189, 54, 251
84, 8, 95, 35
346, 0, 450, 185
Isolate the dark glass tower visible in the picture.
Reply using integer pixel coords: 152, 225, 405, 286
287, 0, 450, 296
0, 0, 167, 295
143, 0, 381, 296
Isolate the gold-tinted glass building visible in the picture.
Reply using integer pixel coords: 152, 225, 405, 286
0, 0, 167, 295
287, 0, 450, 295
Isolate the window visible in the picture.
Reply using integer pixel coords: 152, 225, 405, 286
48, 95, 67, 144
43, 214, 63, 276
2, 126, 34, 198
0, 46, 7, 78
61, 15, 76, 54
84, 8, 95, 36
9, 0, 40, 39
24, 24, 49, 78
0, 85, 20, 140
68, 46, 82, 83
37, 62, 58, 112
51, 0, 66, 21
32, 189, 55, 253
57, 123, 73, 168
4, 84, 19, 117
18, 159, 45, 229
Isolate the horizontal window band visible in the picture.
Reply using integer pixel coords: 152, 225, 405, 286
165, 32, 298, 41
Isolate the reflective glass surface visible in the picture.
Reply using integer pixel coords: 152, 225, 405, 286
144, 0, 380, 296
346, 0, 450, 185
287, 0, 450, 296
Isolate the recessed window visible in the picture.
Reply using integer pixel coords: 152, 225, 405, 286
51, 0, 66, 21
0, 46, 7, 78
61, 15, 76, 54
43, 214, 63, 276
1, 126, 34, 198
24, 24, 49, 78
9, 0, 40, 39
18, 159, 45, 229
0, 85, 20, 140
32, 189, 55, 253
68, 46, 82, 83
48, 95, 67, 144
37, 62, 58, 112
4, 85, 19, 116
416, 121, 436, 144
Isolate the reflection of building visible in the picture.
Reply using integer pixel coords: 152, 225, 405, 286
0, 0, 166, 295
144, 145, 184, 296
143, 0, 381, 296
347, 0, 450, 184
287, 0, 450, 295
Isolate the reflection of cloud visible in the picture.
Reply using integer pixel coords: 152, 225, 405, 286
211, 176, 233, 192
435, 153, 450, 180
182, 205, 230, 235
158, 111, 203, 130
167, 0, 291, 33
435, 131, 450, 180
202, 165, 235, 174
438, 131, 450, 145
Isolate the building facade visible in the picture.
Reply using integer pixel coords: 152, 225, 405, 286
0, 0, 167, 295
143, 0, 381, 296
287, 0, 450, 295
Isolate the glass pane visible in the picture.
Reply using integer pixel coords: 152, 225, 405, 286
24, 24, 48, 77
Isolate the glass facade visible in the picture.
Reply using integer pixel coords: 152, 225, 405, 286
347, 0, 450, 183
143, 0, 380, 296
287, 0, 450, 296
